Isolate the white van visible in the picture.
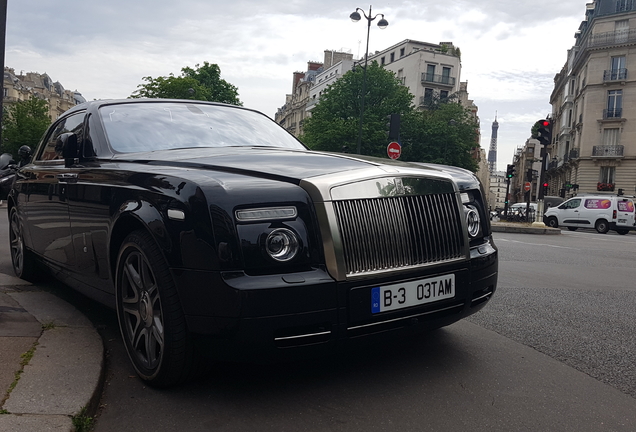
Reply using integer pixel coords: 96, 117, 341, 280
544, 195, 636, 234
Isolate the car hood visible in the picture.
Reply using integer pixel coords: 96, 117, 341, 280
113, 147, 458, 184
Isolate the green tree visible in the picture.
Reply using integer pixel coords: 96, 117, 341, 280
1, 97, 51, 157
300, 62, 413, 156
401, 97, 479, 172
131, 62, 242, 105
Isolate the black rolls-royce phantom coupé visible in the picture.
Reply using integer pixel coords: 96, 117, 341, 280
7, 99, 497, 386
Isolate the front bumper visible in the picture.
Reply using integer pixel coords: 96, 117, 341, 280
174, 239, 498, 361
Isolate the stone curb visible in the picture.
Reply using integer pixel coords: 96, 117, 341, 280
0, 284, 104, 432
491, 222, 562, 235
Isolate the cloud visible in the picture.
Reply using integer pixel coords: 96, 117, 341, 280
6, 0, 588, 170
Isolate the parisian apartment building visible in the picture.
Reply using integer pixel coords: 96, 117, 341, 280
488, 171, 507, 211
3, 67, 86, 121
366, 39, 464, 110
547, 0, 636, 198
510, 138, 543, 204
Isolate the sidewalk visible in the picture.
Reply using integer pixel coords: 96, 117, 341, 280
0, 273, 104, 432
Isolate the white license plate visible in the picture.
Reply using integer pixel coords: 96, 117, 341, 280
371, 274, 455, 314
618, 219, 627, 224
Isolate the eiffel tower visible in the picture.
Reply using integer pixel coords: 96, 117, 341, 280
487, 114, 499, 174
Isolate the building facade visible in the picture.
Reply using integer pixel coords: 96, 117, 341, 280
547, 0, 636, 198
307, 54, 354, 114
275, 50, 353, 137
366, 40, 462, 109
489, 171, 507, 211
3, 68, 86, 120
511, 138, 542, 205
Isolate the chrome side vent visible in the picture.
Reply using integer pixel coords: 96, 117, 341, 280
333, 193, 464, 276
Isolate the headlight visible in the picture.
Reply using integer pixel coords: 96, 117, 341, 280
465, 205, 481, 238
265, 228, 300, 262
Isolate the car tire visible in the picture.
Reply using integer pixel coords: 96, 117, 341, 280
595, 219, 609, 234
616, 229, 629, 235
567, 227, 578, 231
545, 217, 558, 228
9, 207, 41, 281
115, 230, 203, 387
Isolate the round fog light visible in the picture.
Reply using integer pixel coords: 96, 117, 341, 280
465, 206, 481, 238
265, 228, 299, 262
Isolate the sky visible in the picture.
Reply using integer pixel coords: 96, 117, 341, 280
6, 0, 588, 171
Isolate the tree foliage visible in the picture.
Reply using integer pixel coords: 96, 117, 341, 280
301, 62, 479, 172
130, 62, 242, 106
401, 99, 479, 172
300, 62, 413, 156
1, 97, 51, 157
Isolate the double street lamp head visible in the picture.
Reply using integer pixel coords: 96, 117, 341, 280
350, 8, 389, 29
377, 15, 389, 29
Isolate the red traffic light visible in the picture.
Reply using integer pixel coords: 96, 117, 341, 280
542, 182, 549, 187
541, 120, 550, 127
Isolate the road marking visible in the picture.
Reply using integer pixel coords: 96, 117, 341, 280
496, 238, 577, 249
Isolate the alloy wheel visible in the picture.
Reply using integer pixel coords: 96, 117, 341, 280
119, 248, 165, 372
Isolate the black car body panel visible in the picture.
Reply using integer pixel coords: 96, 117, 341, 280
8, 99, 497, 363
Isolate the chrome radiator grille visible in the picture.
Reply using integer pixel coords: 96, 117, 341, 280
333, 193, 465, 276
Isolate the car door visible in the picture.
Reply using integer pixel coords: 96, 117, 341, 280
616, 198, 635, 228
20, 112, 86, 266
556, 198, 582, 227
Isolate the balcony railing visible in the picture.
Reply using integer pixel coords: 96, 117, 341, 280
574, 29, 636, 69
592, 145, 624, 157
603, 108, 623, 119
603, 68, 628, 81
421, 73, 456, 87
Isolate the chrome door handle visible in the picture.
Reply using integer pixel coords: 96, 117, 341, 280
56, 173, 78, 181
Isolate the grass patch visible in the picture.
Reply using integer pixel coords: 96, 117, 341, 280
0, 409, 9, 414
4, 342, 38, 400
72, 406, 94, 432
41, 322, 56, 330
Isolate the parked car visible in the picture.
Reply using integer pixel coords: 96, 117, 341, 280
6, 99, 498, 386
544, 195, 636, 234
509, 202, 538, 215
500, 202, 537, 222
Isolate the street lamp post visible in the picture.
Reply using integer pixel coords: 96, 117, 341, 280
350, 6, 388, 155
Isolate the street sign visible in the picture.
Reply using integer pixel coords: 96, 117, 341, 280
387, 142, 401, 159
524, 182, 531, 192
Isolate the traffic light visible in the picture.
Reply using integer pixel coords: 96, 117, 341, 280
386, 114, 400, 141
506, 164, 516, 178
542, 182, 549, 195
533, 119, 553, 146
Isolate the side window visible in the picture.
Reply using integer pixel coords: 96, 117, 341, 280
617, 200, 634, 212
561, 199, 581, 210
37, 113, 85, 162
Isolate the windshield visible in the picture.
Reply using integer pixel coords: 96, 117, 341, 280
99, 102, 306, 153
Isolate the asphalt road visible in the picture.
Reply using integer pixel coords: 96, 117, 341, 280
468, 229, 636, 398
2, 207, 636, 431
